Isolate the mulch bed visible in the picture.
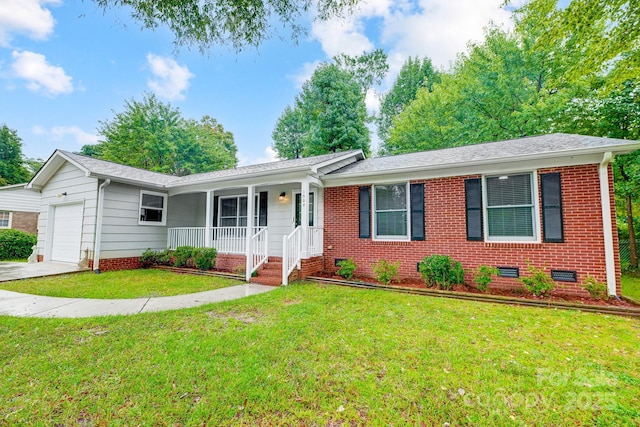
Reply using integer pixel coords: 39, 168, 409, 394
311, 272, 638, 308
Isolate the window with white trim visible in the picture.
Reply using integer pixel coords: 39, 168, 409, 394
218, 195, 259, 227
139, 191, 167, 225
373, 183, 409, 240
0, 211, 11, 228
484, 173, 536, 241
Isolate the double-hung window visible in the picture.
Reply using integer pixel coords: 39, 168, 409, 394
484, 173, 536, 241
218, 195, 259, 227
139, 191, 167, 225
373, 183, 409, 240
0, 211, 11, 228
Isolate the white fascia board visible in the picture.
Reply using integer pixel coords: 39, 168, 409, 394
89, 173, 168, 190
0, 183, 28, 190
311, 150, 365, 174
322, 153, 604, 187
27, 151, 90, 190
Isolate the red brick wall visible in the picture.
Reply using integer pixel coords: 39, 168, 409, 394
90, 257, 142, 271
10, 211, 39, 235
324, 164, 621, 296
215, 254, 246, 273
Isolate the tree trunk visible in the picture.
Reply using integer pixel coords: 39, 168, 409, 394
627, 194, 638, 269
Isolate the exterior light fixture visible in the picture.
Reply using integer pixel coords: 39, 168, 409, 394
279, 192, 286, 201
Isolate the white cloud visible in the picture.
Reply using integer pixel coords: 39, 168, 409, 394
146, 53, 194, 101
238, 146, 279, 166
290, 60, 322, 88
365, 88, 381, 114
0, 0, 59, 46
11, 50, 73, 95
311, 17, 374, 58
32, 125, 99, 146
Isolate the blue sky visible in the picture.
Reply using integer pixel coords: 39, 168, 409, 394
0, 0, 518, 166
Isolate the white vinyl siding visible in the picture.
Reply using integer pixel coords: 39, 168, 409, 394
0, 186, 40, 212
373, 183, 410, 240
37, 162, 98, 261
484, 173, 538, 242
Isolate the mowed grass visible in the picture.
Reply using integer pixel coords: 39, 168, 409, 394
622, 274, 640, 302
0, 269, 243, 299
1, 283, 639, 426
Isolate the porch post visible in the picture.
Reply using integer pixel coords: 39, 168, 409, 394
245, 185, 255, 282
301, 179, 310, 259
205, 190, 214, 248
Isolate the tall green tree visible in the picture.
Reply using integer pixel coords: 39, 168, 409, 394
93, 0, 362, 52
0, 124, 30, 186
377, 56, 439, 151
82, 93, 238, 175
333, 49, 389, 93
272, 64, 370, 159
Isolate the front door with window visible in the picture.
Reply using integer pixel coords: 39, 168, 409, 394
294, 192, 315, 227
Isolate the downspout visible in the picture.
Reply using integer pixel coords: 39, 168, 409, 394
598, 153, 617, 296
93, 179, 111, 273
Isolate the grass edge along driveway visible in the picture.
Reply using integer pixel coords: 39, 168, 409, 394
1, 283, 639, 426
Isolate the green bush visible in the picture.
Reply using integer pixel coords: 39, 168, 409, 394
372, 259, 400, 285
140, 248, 173, 267
336, 258, 357, 280
583, 276, 609, 300
519, 264, 555, 297
173, 246, 195, 268
418, 255, 465, 290
193, 247, 218, 271
0, 229, 37, 260
473, 265, 499, 292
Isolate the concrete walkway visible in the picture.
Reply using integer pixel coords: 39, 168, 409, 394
0, 284, 277, 318
0, 261, 87, 282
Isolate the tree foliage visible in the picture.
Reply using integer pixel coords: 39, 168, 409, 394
377, 56, 439, 150
82, 93, 237, 175
0, 124, 31, 186
333, 49, 389, 93
93, 0, 361, 52
272, 63, 370, 159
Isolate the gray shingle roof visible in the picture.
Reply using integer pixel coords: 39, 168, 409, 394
60, 151, 180, 186
327, 133, 639, 177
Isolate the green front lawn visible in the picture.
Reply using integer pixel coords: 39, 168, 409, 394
622, 274, 640, 302
1, 283, 638, 426
0, 269, 243, 299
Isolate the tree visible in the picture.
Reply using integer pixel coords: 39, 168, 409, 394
272, 64, 370, 159
333, 49, 389, 93
82, 93, 238, 175
0, 124, 30, 186
377, 56, 439, 150
93, 0, 362, 52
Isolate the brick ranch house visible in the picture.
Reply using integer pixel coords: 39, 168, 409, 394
0, 183, 40, 235
26, 134, 640, 296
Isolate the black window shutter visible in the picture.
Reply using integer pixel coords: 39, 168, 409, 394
212, 195, 219, 227
540, 172, 564, 243
465, 178, 483, 241
410, 183, 425, 241
259, 191, 268, 226
358, 186, 371, 238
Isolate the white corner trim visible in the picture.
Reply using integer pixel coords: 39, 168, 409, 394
598, 152, 617, 296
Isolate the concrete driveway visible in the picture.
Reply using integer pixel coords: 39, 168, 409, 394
0, 261, 87, 282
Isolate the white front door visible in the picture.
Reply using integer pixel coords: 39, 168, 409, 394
50, 203, 83, 263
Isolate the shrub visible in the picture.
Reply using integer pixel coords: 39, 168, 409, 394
372, 259, 400, 285
193, 247, 217, 271
418, 255, 465, 290
140, 248, 173, 267
0, 229, 37, 260
519, 264, 555, 297
336, 258, 357, 280
173, 246, 195, 268
583, 276, 609, 300
473, 265, 499, 292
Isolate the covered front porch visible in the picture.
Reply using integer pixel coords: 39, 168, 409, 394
165, 178, 323, 284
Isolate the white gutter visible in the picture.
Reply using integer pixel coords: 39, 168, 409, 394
598, 153, 617, 296
92, 179, 111, 273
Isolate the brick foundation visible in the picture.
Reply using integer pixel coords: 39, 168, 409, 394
287, 256, 324, 282
9, 211, 39, 235
324, 165, 622, 297
215, 254, 247, 273
88, 257, 143, 271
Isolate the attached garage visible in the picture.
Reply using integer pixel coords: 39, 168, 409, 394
50, 203, 84, 263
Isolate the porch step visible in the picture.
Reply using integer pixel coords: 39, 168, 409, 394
250, 275, 282, 286
250, 257, 284, 286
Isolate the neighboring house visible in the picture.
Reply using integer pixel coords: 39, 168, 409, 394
27, 134, 640, 296
0, 183, 41, 234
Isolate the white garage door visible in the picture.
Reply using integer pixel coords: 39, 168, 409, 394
51, 203, 83, 263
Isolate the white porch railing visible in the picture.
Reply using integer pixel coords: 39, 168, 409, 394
307, 227, 323, 256
249, 227, 268, 275
167, 227, 206, 249
282, 226, 302, 286
167, 227, 266, 254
